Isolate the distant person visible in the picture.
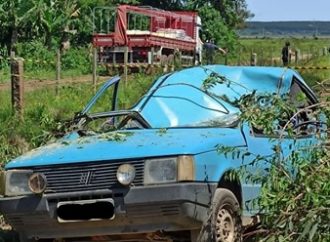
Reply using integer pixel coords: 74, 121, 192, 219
204, 39, 227, 65
282, 41, 292, 66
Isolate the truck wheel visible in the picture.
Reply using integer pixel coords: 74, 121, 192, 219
212, 188, 242, 242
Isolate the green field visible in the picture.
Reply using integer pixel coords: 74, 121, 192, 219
213, 38, 330, 85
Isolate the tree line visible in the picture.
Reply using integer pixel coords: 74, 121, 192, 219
0, 0, 252, 56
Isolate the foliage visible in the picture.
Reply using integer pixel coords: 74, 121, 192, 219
238, 93, 297, 135
187, 0, 252, 29
200, 62, 330, 241
210, 84, 329, 241
61, 47, 92, 73
258, 150, 330, 241
16, 40, 55, 72
0, 0, 251, 55
12, 40, 91, 79
196, 5, 239, 50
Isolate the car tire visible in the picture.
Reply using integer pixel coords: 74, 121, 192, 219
194, 188, 242, 242
213, 188, 242, 242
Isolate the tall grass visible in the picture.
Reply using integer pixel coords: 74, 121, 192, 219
214, 38, 330, 67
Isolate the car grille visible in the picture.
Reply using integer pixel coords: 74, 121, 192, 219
33, 160, 144, 194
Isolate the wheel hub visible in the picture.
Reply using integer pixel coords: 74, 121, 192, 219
215, 208, 235, 242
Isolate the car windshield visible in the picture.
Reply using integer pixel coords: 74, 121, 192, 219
139, 83, 240, 128
75, 76, 240, 132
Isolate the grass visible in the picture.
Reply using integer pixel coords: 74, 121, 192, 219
210, 38, 330, 86
298, 56, 330, 86
0, 73, 158, 165
214, 38, 330, 67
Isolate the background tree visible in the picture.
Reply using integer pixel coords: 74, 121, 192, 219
212, 0, 253, 28
185, 0, 252, 51
0, 0, 29, 54
139, 0, 183, 10
0, 0, 251, 55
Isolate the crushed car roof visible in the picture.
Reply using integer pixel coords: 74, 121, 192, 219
166, 65, 296, 94
135, 65, 303, 112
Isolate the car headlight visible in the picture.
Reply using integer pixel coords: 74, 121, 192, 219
0, 170, 47, 197
116, 164, 136, 186
28, 173, 47, 194
144, 156, 195, 185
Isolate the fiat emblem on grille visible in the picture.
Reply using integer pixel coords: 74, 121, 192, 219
79, 171, 94, 185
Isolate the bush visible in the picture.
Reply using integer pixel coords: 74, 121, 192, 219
16, 40, 55, 72
61, 46, 92, 74
14, 40, 92, 79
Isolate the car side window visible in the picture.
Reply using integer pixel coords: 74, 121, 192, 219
288, 79, 318, 136
251, 78, 318, 137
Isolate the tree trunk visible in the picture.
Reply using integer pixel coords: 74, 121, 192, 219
45, 29, 52, 50
9, 26, 18, 54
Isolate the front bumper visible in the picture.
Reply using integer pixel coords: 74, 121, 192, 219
0, 183, 217, 240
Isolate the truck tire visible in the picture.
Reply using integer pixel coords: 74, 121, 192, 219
194, 188, 242, 242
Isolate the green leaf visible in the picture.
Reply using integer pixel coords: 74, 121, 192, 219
309, 222, 318, 241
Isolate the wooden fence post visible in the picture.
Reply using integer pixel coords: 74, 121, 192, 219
92, 47, 97, 92
309, 47, 313, 60
259, 49, 264, 65
270, 48, 274, 66
56, 50, 61, 94
294, 49, 300, 65
323, 47, 328, 56
150, 47, 154, 65
124, 46, 128, 85
237, 48, 241, 65
250, 52, 257, 66
56, 50, 61, 80
11, 57, 24, 118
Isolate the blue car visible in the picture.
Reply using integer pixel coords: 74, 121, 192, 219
0, 65, 325, 242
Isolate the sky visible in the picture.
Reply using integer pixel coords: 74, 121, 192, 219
245, 0, 330, 21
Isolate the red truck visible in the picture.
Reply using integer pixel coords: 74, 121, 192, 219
92, 5, 202, 66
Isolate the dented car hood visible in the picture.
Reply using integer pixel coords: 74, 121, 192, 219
6, 128, 246, 169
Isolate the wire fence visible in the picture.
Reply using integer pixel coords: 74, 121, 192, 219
1, 45, 329, 85
213, 45, 330, 67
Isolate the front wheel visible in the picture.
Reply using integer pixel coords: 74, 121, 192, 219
195, 188, 242, 242
213, 189, 242, 242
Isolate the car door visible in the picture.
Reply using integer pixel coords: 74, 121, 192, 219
240, 77, 324, 215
